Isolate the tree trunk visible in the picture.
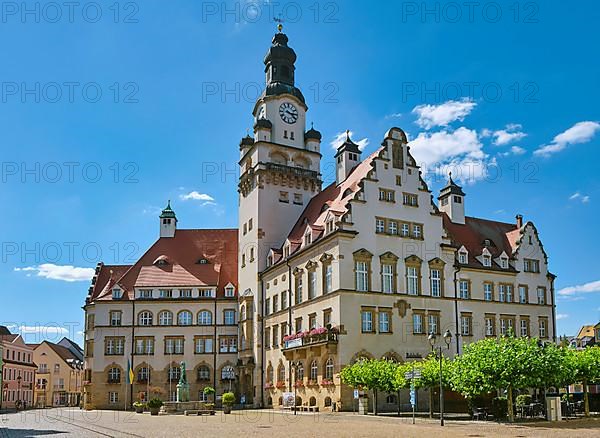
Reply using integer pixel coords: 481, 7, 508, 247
373, 389, 378, 415
507, 386, 514, 423
583, 379, 590, 417
429, 388, 434, 418
397, 390, 401, 417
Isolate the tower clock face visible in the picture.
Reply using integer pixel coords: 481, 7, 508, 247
279, 102, 298, 124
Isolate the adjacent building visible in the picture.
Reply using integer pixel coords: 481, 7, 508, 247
30, 339, 84, 407
82, 214, 238, 410
83, 29, 556, 412
0, 326, 36, 409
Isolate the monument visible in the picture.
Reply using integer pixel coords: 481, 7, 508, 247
176, 361, 190, 403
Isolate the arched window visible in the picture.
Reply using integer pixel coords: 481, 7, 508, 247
309, 396, 317, 406
197, 365, 210, 381
178, 310, 193, 326
310, 360, 318, 381
324, 397, 332, 407
108, 367, 120, 383
221, 365, 235, 381
138, 311, 153, 326
266, 364, 274, 382
198, 310, 212, 325
386, 394, 397, 404
137, 366, 150, 382
240, 305, 246, 321
325, 358, 334, 380
277, 364, 286, 383
158, 311, 173, 326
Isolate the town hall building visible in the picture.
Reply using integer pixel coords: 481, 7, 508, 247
82, 29, 557, 411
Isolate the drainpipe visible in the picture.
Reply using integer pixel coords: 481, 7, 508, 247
130, 297, 135, 409
549, 274, 557, 343
453, 264, 460, 355
286, 260, 293, 393
259, 278, 265, 408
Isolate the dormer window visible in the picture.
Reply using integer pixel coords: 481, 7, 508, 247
500, 257, 509, 269
267, 255, 273, 267
284, 244, 290, 258
482, 255, 492, 267
326, 218, 335, 234
304, 229, 312, 246
225, 285, 235, 298
458, 250, 468, 264
112, 288, 122, 299
197, 258, 209, 265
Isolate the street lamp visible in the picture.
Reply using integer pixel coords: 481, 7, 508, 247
17, 375, 22, 410
290, 361, 301, 416
428, 329, 452, 426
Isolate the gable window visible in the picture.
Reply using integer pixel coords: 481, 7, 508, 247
225, 286, 235, 298
379, 188, 395, 203
402, 193, 418, 207
524, 259, 540, 273
500, 257, 509, 269
482, 255, 491, 267
458, 250, 468, 264
112, 288, 121, 299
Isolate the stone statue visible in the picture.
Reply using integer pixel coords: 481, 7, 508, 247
179, 361, 187, 385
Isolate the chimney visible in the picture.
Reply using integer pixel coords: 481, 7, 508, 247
516, 214, 523, 228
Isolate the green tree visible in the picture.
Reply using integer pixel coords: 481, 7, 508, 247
573, 347, 600, 416
451, 336, 546, 422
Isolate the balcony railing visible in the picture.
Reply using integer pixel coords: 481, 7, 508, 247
283, 331, 338, 351
264, 163, 319, 180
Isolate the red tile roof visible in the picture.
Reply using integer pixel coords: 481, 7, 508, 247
442, 214, 521, 270
88, 229, 238, 302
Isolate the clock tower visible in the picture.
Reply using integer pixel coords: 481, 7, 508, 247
237, 28, 322, 406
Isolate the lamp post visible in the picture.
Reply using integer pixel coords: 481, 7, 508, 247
290, 361, 300, 416
17, 375, 22, 410
428, 329, 452, 426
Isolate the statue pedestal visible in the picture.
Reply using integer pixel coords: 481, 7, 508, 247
176, 382, 190, 403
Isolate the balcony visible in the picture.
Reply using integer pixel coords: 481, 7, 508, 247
263, 163, 319, 180
283, 329, 339, 358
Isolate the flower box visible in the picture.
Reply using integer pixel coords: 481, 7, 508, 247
321, 379, 335, 387
264, 382, 274, 389
293, 380, 304, 388
275, 381, 286, 389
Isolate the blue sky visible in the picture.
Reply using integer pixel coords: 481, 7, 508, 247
1, 0, 599, 344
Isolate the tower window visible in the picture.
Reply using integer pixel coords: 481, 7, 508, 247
441, 197, 448, 206
290, 132, 295, 140
454, 196, 462, 203
281, 65, 290, 78
283, 130, 288, 139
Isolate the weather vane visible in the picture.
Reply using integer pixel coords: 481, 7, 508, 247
274, 14, 284, 32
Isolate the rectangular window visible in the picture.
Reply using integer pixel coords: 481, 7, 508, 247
412, 224, 422, 239
109, 311, 122, 327
224, 310, 236, 325
295, 276, 303, 303
220, 337, 237, 353
428, 314, 440, 335
539, 319, 548, 338
308, 270, 317, 299
309, 314, 317, 330
281, 291, 288, 309
195, 337, 213, 354
381, 264, 395, 294
293, 193, 303, 205
295, 318, 302, 334
180, 289, 192, 298
506, 285, 513, 302
138, 289, 152, 299
407, 266, 419, 295
520, 319, 529, 337
200, 289, 215, 298
519, 286, 528, 304
524, 259, 540, 273
413, 314, 423, 334
460, 315, 472, 336
323, 310, 332, 327
159, 289, 173, 299
272, 295, 279, 313
109, 392, 119, 405
225, 286, 235, 297
459, 280, 470, 299
105, 337, 124, 356
356, 261, 369, 292
279, 191, 289, 203
482, 255, 491, 267
402, 193, 418, 207
135, 338, 154, 355
537, 287, 546, 305
458, 252, 467, 264
388, 220, 398, 235
376, 218, 385, 233
165, 338, 184, 355
485, 317, 495, 336
265, 298, 270, 316
396, 175, 402, 186
430, 269, 441, 297
361, 311, 373, 333
378, 312, 390, 333
272, 326, 279, 348
499, 284, 506, 302
324, 264, 333, 294
484, 283, 493, 301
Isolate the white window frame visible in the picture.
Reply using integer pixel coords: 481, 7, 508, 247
484, 283, 493, 301
413, 314, 423, 334
361, 311, 373, 332
459, 280, 469, 299
407, 267, 419, 295
430, 269, 441, 297
379, 312, 390, 333
381, 264, 394, 294
356, 262, 369, 292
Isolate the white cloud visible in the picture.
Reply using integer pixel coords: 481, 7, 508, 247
412, 99, 476, 130
14, 264, 94, 282
330, 131, 369, 151
569, 192, 590, 204
534, 121, 600, 157
556, 314, 569, 321
558, 280, 600, 296
179, 191, 215, 202
510, 146, 526, 155
489, 124, 527, 146
409, 127, 495, 184
385, 113, 403, 119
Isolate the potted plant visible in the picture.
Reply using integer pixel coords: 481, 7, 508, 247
222, 392, 235, 414
203, 386, 216, 401
147, 398, 163, 416
133, 401, 145, 414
